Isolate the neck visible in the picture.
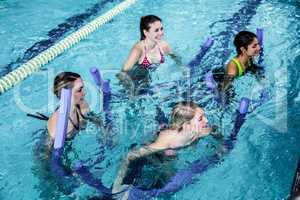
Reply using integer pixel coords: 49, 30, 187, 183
144, 38, 157, 50
71, 104, 78, 113
237, 54, 250, 67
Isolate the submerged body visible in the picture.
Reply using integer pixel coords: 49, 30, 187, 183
112, 102, 212, 196
117, 15, 179, 95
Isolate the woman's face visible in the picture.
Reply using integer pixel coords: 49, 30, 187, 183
244, 38, 260, 57
144, 20, 164, 43
72, 78, 85, 105
181, 107, 210, 136
190, 107, 209, 131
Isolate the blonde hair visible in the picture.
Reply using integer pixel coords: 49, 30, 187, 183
170, 101, 199, 131
53, 72, 81, 98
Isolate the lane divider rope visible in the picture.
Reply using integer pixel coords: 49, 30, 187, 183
0, 0, 137, 94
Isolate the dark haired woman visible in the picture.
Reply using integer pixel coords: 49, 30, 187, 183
117, 15, 178, 94
221, 31, 261, 91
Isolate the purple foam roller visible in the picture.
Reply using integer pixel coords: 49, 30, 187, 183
54, 87, 72, 149
204, 37, 214, 48
239, 97, 250, 114
102, 80, 111, 94
205, 71, 216, 89
90, 67, 102, 87
256, 28, 263, 47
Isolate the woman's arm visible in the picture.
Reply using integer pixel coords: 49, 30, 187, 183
112, 144, 164, 193
47, 111, 59, 140
161, 41, 182, 65
116, 43, 142, 89
120, 43, 142, 73
221, 61, 237, 92
112, 133, 171, 193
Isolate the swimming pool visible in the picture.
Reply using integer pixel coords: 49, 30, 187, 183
0, 0, 299, 199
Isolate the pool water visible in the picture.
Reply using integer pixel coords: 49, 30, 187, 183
0, 0, 299, 199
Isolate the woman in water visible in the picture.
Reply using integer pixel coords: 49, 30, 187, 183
221, 31, 261, 91
117, 15, 179, 94
47, 72, 102, 142
112, 101, 212, 195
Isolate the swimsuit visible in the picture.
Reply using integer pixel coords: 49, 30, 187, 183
232, 58, 246, 77
68, 105, 86, 131
140, 45, 165, 69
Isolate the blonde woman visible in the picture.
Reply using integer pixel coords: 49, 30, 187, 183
112, 101, 212, 194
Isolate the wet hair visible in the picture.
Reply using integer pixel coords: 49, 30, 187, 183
140, 15, 162, 40
170, 101, 199, 131
234, 31, 257, 55
53, 72, 81, 98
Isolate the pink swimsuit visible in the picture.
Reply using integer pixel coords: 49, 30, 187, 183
140, 46, 165, 69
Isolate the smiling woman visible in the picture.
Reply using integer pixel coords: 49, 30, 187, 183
47, 72, 90, 140
221, 31, 262, 91
116, 15, 179, 94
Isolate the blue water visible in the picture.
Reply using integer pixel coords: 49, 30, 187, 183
0, 0, 299, 199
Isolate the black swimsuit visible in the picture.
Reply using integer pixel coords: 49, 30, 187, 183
68, 105, 87, 131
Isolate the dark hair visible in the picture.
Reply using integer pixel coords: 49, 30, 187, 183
53, 72, 81, 98
140, 15, 162, 40
234, 31, 257, 55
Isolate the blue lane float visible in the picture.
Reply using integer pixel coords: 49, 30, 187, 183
50, 84, 115, 197
187, 37, 214, 71
53, 87, 72, 150
74, 97, 251, 199
90, 67, 113, 127
1, 0, 118, 76
51, 87, 79, 188
73, 161, 114, 196
256, 27, 264, 65
125, 97, 250, 200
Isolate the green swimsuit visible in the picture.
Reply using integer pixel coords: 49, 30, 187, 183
232, 58, 245, 77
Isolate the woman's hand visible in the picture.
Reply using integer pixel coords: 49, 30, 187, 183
116, 72, 134, 89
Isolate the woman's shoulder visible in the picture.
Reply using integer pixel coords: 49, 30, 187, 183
157, 128, 177, 138
47, 111, 59, 139
226, 58, 238, 75
132, 41, 144, 51
159, 40, 171, 54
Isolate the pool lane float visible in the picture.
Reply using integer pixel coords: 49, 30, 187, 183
187, 37, 214, 71
123, 97, 251, 200
72, 97, 251, 199
50, 86, 119, 198
90, 67, 113, 124
90, 67, 112, 111
0, 0, 138, 95
51, 87, 80, 189
256, 28, 264, 65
